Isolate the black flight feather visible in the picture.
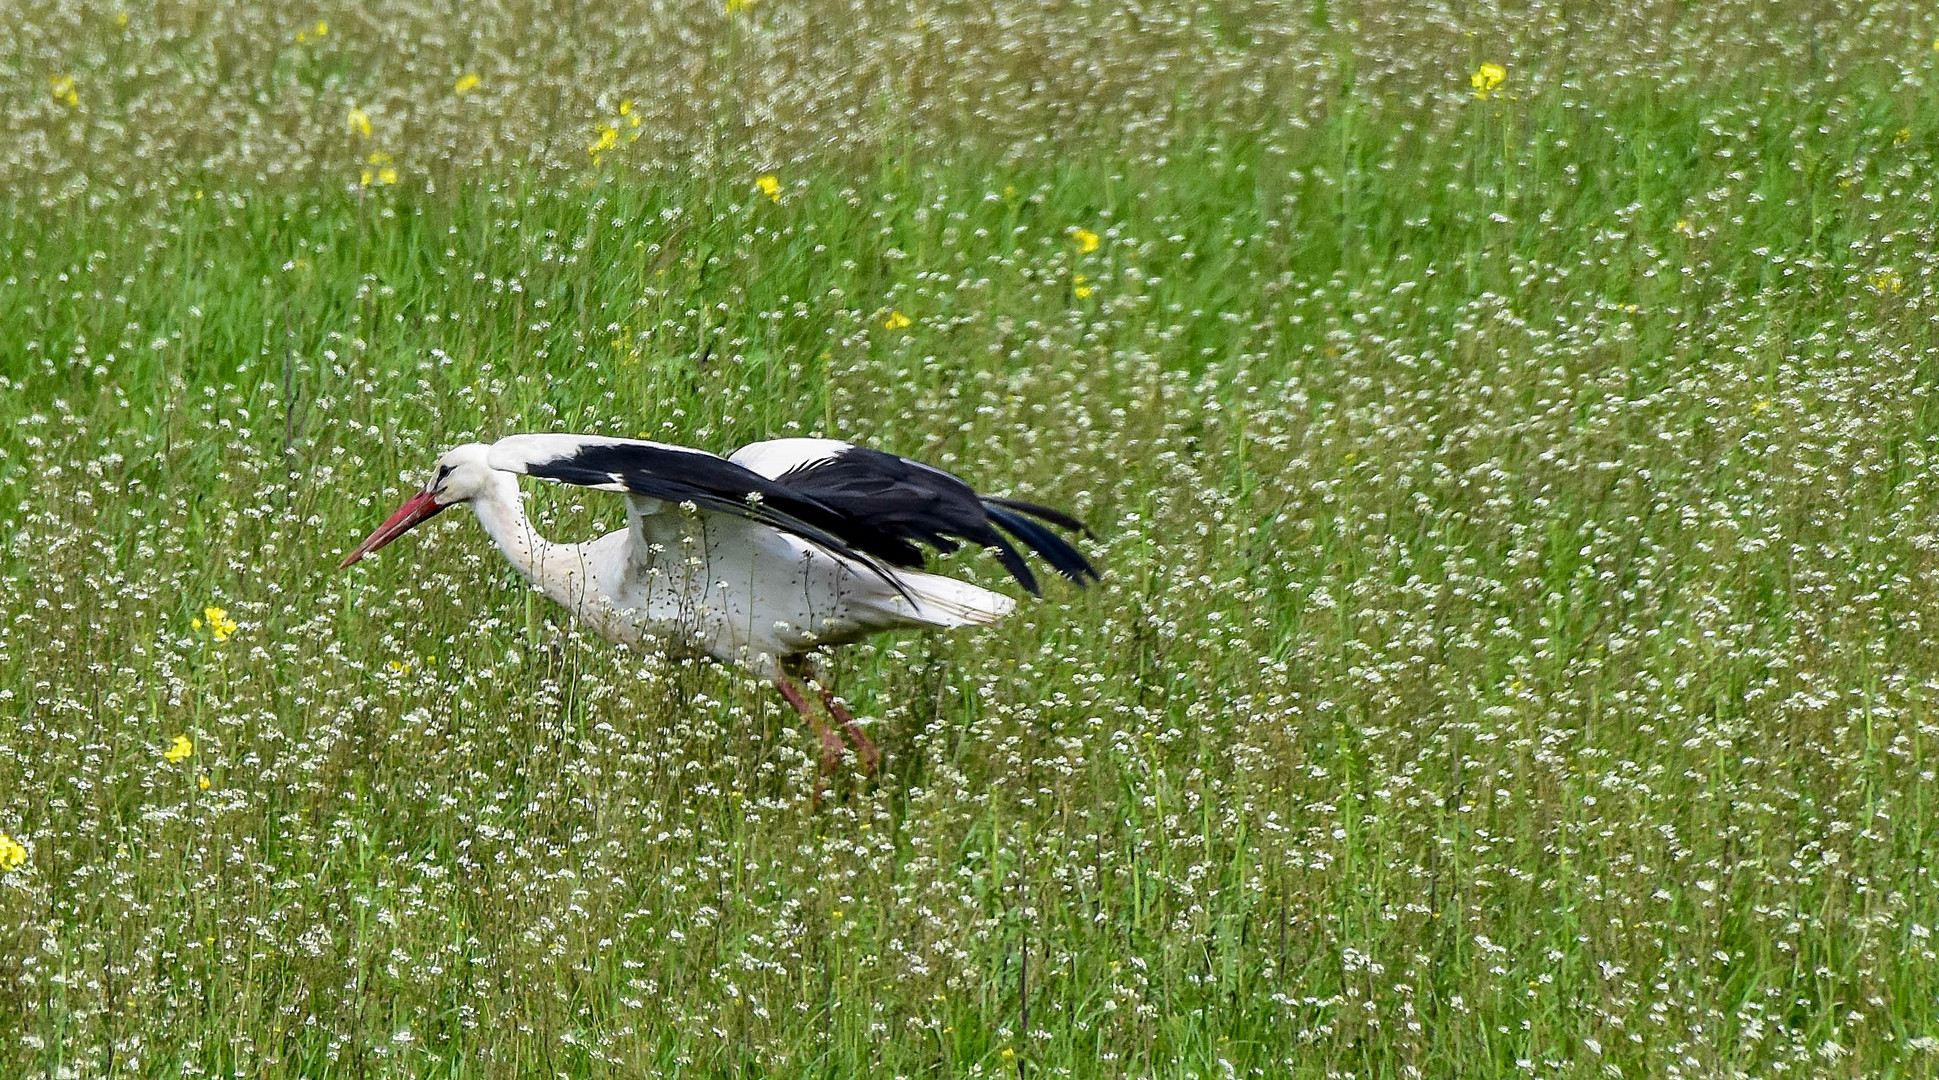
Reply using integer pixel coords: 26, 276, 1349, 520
760, 444, 1096, 595
984, 504, 1099, 586
980, 496, 1097, 540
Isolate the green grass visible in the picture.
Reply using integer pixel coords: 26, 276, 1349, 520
5, 5, 1939, 1077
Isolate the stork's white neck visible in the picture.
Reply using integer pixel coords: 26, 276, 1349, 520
466, 475, 595, 610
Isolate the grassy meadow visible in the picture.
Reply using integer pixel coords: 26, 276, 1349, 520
6, 1, 1939, 1076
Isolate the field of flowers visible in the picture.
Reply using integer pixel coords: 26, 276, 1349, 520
5, 1, 1939, 1076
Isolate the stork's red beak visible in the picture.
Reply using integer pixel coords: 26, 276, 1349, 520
338, 490, 448, 569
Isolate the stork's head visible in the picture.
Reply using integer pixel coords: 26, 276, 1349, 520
338, 443, 497, 568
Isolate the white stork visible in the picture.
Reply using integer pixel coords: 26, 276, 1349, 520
339, 434, 1096, 776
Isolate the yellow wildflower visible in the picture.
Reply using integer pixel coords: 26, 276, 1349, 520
164, 735, 194, 764
883, 310, 912, 330
355, 151, 400, 185
313, 20, 328, 36
726, 0, 757, 12
1072, 227, 1100, 254
1752, 398, 1771, 413
1674, 219, 1693, 236
1895, 127, 1912, 147
1869, 268, 1904, 295
756, 174, 781, 203
1073, 274, 1094, 299
347, 107, 372, 137
116, 12, 128, 27
589, 126, 618, 159
198, 775, 212, 791
203, 606, 237, 641
454, 73, 482, 95
1471, 62, 1507, 98
49, 75, 78, 107
387, 658, 412, 673
0, 833, 25, 873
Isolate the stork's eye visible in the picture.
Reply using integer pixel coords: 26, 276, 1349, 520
434, 465, 453, 485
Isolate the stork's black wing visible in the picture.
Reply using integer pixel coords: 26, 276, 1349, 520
730, 438, 1098, 596
487, 434, 907, 587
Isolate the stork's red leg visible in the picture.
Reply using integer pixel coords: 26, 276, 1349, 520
777, 672, 846, 778
816, 685, 879, 778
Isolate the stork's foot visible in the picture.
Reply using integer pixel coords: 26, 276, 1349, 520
777, 671, 860, 807
817, 687, 879, 778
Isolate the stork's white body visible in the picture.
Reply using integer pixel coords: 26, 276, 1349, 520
464, 467, 1012, 678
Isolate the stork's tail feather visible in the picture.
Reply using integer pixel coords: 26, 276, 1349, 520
983, 502, 1100, 588
894, 569, 1018, 628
